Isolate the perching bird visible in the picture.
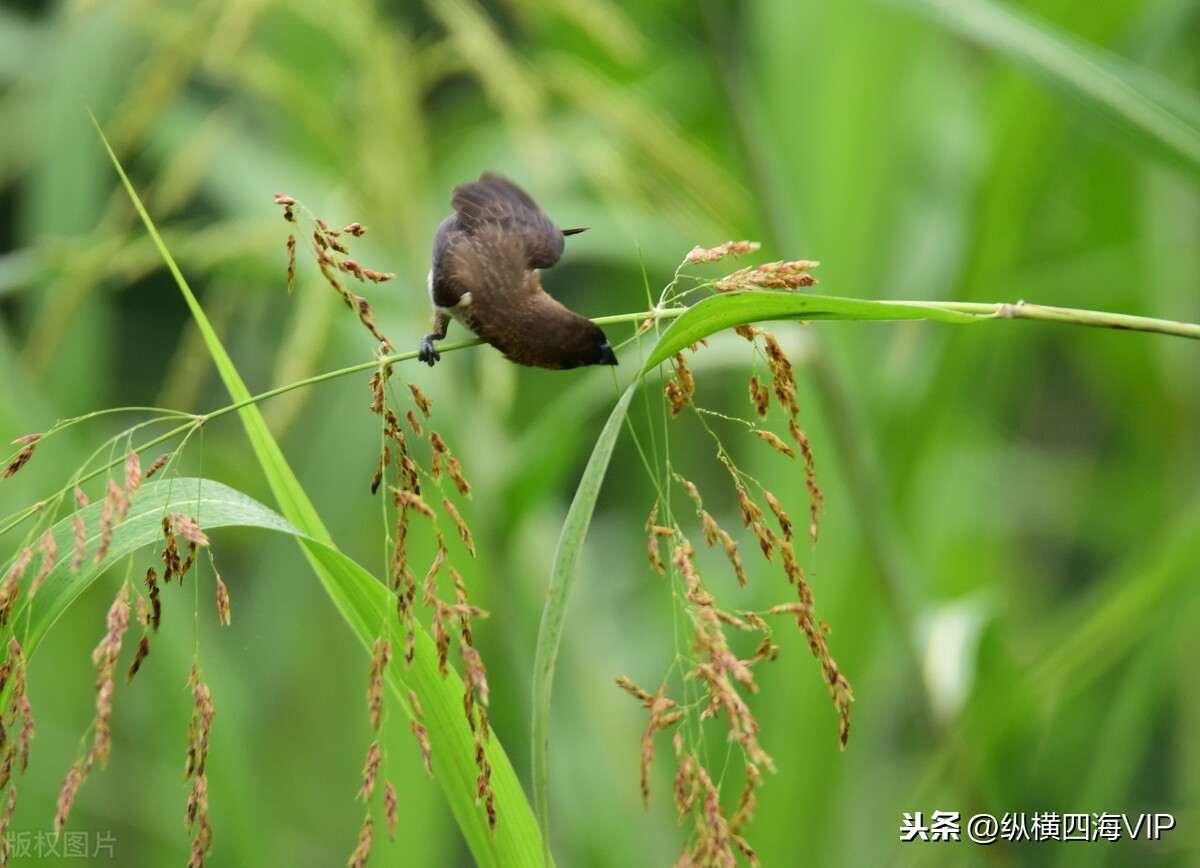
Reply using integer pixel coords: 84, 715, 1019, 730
418, 173, 617, 370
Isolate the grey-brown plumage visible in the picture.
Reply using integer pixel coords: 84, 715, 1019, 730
418, 173, 617, 370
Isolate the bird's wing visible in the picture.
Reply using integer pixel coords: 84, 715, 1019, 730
450, 173, 567, 269
429, 214, 468, 309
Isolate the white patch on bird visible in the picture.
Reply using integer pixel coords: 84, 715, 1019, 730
454, 292, 473, 310
426, 269, 434, 302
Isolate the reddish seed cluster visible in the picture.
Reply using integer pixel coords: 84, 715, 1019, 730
367, 638, 390, 732
665, 353, 696, 418
0, 752, 18, 856
58, 481, 236, 865
183, 667, 216, 868
92, 585, 130, 692
142, 568, 162, 631
55, 583, 133, 836
160, 513, 206, 585
753, 429, 794, 458
732, 326, 824, 544
716, 260, 820, 292
275, 193, 297, 298
339, 259, 396, 284
214, 575, 231, 627
352, 638, 399, 851
3, 434, 237, 857
644, 507, 677, 576
358, 741, 383, 802
623, 249, 855, 858
685, 241, 762, 263
411, 718, 433, 778
680, 762, 760, 866
126, 635, 150, 682
0, 638, 32, 814
358, 366, 493, 856
615, 679, 684, 807
347, 817, 373, 868
70, 488, 88, 571
0, 551, 30, 631
662, 306, 819, 557
1, 434, 40, 480
144, 453, 171, 479
622, 670, 766, 866
275, 194, 396, 351
631, 492, 786, 862
383, 781, 399, 841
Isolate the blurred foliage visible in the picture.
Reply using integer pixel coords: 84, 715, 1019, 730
1, 0, 1199, 865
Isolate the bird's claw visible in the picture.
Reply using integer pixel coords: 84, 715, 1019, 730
418, 336, 441, 366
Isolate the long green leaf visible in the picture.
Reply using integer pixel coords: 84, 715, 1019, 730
641, 290, 979, 372
531, 382, 636, 848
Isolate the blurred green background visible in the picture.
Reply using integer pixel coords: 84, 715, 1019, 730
2, 0, 1199, 865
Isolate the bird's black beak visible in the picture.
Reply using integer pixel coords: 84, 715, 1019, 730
598, 340, 618, 365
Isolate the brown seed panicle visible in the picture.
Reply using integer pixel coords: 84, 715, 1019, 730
620, 247, 852, 858
0, 639, 33, 806
360, 361, 492, 843
621, 510, 784, 863
55, 584, 132, 836
276, 194, 395, 351
685, 241, 762, 263
2, 434, 40, 481
347, 816, 373, 868
674, 243, 824, 543
358, 741, 383, 802
183, 667, 216, 867
716, 260, 819, 293
384, 780, 399, 840
214, 574, 231, 627
665, 353, 696, 418
615, 679, 684, 808
32, 459, 237, 861
0, 551, 30, 630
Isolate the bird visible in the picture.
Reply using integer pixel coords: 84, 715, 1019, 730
418, 173, 618, 370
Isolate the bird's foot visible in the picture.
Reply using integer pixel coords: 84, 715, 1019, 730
418, 335, 441, 366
